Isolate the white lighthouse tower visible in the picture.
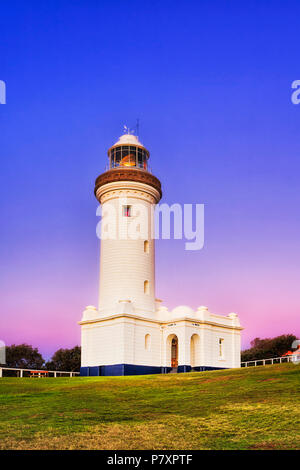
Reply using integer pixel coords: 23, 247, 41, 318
79, 130, 242, 376
96, 132, 161, 318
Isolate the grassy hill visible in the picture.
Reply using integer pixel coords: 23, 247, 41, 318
0, 363, 299, 450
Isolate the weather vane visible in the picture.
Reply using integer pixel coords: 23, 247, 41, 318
123, 125, 135, 135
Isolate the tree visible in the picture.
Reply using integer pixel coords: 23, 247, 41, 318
241, 334, 298, 362
6, 344, 45, 369
46, 346, 81, 372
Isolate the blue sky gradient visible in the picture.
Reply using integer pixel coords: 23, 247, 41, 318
1, 0, 300, 358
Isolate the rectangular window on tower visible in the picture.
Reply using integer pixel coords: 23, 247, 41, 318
123, 205, 132, 217
219, 338, 224, 358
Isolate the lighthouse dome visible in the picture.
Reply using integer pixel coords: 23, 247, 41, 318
112, 133, 145, 148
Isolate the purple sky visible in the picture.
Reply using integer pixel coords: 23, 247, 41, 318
1, 0, 299, 359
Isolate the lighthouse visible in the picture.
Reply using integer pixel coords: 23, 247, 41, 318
95, 131, 161, 318
79, 130, 242, 376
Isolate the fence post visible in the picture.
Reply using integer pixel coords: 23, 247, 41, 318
0, 368, 2, 378
20, 370, 23, 378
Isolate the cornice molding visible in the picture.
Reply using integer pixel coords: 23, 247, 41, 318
79, 313, 243, 331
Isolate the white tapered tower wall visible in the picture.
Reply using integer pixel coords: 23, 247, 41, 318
95, 181, 161, 317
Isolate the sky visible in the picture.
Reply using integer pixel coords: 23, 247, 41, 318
0, 0, 299, 360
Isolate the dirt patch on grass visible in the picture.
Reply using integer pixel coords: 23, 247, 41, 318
200, 376, 238, 384
258, 378, 280, 382
74, 409, 94, 414
249, 441, 299, 450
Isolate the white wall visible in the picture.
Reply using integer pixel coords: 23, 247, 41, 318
96, 182, 160, 317
123, 318, 161, 366
81, 318, 125, 366
161, 321, 241, 368
81, 314, 241, 369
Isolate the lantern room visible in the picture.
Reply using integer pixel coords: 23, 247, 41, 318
107, 133, 149, 171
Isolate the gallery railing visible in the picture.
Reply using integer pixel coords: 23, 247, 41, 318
104, 163, 152, 173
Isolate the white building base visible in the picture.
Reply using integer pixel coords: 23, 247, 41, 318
79, 304, 242, 376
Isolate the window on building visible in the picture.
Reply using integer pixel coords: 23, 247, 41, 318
144, 280, 149, 294
145, 334, 151, 350
115, 148, 121, 167
123, 205, 132, 217
120, 146, 136, 167
219, 338, 224, 358
144, 240, 149, 253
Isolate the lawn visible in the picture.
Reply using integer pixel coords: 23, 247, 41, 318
0, 363, 299, 450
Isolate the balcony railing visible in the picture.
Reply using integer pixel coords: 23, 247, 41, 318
104, 163, 152, 173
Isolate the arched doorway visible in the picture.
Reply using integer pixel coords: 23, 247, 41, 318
166, 334, 179, 368
190, 334, 200, 368
171, 337, 178, 367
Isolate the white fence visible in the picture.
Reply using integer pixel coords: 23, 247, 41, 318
241, 354, 300, 368
1, 355, 299, 376
0, 367, 79, 377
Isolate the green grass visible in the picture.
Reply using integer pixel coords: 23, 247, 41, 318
0, 363, 299, 450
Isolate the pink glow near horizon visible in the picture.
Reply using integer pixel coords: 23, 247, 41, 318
1, 238, 299, 360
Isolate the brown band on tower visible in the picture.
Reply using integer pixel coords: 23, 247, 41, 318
94, 168, 162, 199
